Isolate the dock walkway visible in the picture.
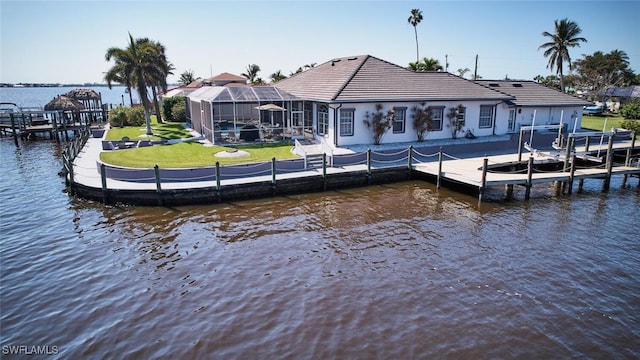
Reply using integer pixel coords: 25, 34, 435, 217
70, 131, 639, 205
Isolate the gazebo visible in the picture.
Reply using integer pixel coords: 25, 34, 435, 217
64, 88, 103, 110
44, 95, 85, 112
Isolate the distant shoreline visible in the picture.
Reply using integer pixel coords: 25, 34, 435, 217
0, 83, 113, 88
0, 83, 179, 88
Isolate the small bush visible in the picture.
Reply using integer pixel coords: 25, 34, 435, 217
171, 101, 187, 122
108, 106, 145, 127
620, 119, 640, 134
620, 101, 640, 120
162, 96, 186, 121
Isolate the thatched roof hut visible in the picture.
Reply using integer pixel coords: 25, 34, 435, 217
64, 88, 101, 100
44, 95, 86, 111
63, 88, 103, 109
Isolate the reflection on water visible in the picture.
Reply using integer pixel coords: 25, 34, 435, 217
1, 139, 639, 358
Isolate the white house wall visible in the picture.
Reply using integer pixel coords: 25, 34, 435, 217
514, 106, 583, 132
332, 101, 507, 146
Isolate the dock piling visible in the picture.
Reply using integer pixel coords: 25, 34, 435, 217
479, 157, 488, 203
437, 147, 443, 190
525, 156, 534, 200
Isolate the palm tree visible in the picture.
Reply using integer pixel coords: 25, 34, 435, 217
242, 64, 261, 85
105, 33, 171, 134
457, 68, 471, 78
408, 57, 443, 72
179, 70, 196, 86
104, 62, 134, 106
270, 70, 287, 83
538, 18, 587, 92
408, 9, 423, 63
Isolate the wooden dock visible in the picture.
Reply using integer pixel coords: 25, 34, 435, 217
413, 145, 640, 202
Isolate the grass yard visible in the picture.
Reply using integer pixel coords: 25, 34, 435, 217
582, 114, 638, 139
101, 120, 298, 168
581, 114, 626, 132
105, 120, 192, 141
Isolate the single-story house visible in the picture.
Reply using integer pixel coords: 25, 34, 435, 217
186, 55, 591, 147
476, 80, 591, 133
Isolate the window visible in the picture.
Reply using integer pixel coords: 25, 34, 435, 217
393, 107, 406, 133
339, 109, 354, 136
479, 105, 494, 128
457, 106, 466, 126
429, 107, 444, 131
318, 104, 328, 135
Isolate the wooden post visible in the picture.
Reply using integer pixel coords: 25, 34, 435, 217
407, 145, 413, 180
154, 165, 162, 192
479, 157, 488, 203
603, 135, 615, 191
215, 161, 221, 191
271, 157, 277, 195
215, 161, 221, 202
322, 153, 327, 192
517, 129, 524, 162
584, 136, 590, 152
568, 154, 576, 194
154, 165, 163, 206
100, 163, 108, 204
437, 147, 443, 190
622, 147, 632, 187
366, 149, 372, 185
525, 156, 533, 200
505, 184, 513, 200
563, 136, 573, 172
10, 113, 19, 147
67, 156, 75, 195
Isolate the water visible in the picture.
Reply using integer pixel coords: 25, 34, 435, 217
1, 90, 640, 358
0, 86, 138, 109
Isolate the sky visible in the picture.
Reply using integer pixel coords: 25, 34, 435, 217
1, 0, 639, 84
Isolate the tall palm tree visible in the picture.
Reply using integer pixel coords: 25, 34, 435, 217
179, 70, 196, 86
105, 34, 170, 134
270, 70, 287, 83
538, 18, 587, 92
408, 9, 423, 63
408, 57, 443, 72
104, 62, 134, 106
242, 64, 261, 85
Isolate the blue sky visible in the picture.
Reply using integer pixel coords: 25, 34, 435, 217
1, 0, 638, 84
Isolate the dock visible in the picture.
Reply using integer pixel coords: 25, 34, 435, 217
413, 147, 640, 201
63, 127, 639, 206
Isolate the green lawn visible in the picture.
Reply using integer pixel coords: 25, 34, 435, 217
105, 120, 192, 141
581, 114, 626, 132
582, 114, 638, 139
101, 120, 298, 168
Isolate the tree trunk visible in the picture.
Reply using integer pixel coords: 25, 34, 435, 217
152, 86, 163, 123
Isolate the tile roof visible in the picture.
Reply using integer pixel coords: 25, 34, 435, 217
275, 55, 513, 103
476, 80, 592, 107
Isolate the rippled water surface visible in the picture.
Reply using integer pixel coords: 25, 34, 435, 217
1, 138, 639, 359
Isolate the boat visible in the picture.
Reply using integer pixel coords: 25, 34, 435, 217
582, 105, 604, 115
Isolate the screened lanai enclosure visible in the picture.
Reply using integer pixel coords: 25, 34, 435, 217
187, 86, 314, 144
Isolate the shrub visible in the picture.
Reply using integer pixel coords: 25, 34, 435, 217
171, 101, 187, 122
363, 104, 395, 145
162, 96, 186, 121
446, 104, 465, 139
620, 101, 640, 120
108, 106, 145, 127
620, 119, 640, 135
412, 103, 434, 142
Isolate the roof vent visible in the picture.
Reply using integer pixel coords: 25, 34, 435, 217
348, 57, 358, 61
512, 83, 523, 87
331, 59, 341, 66
488, 83, 500, 87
